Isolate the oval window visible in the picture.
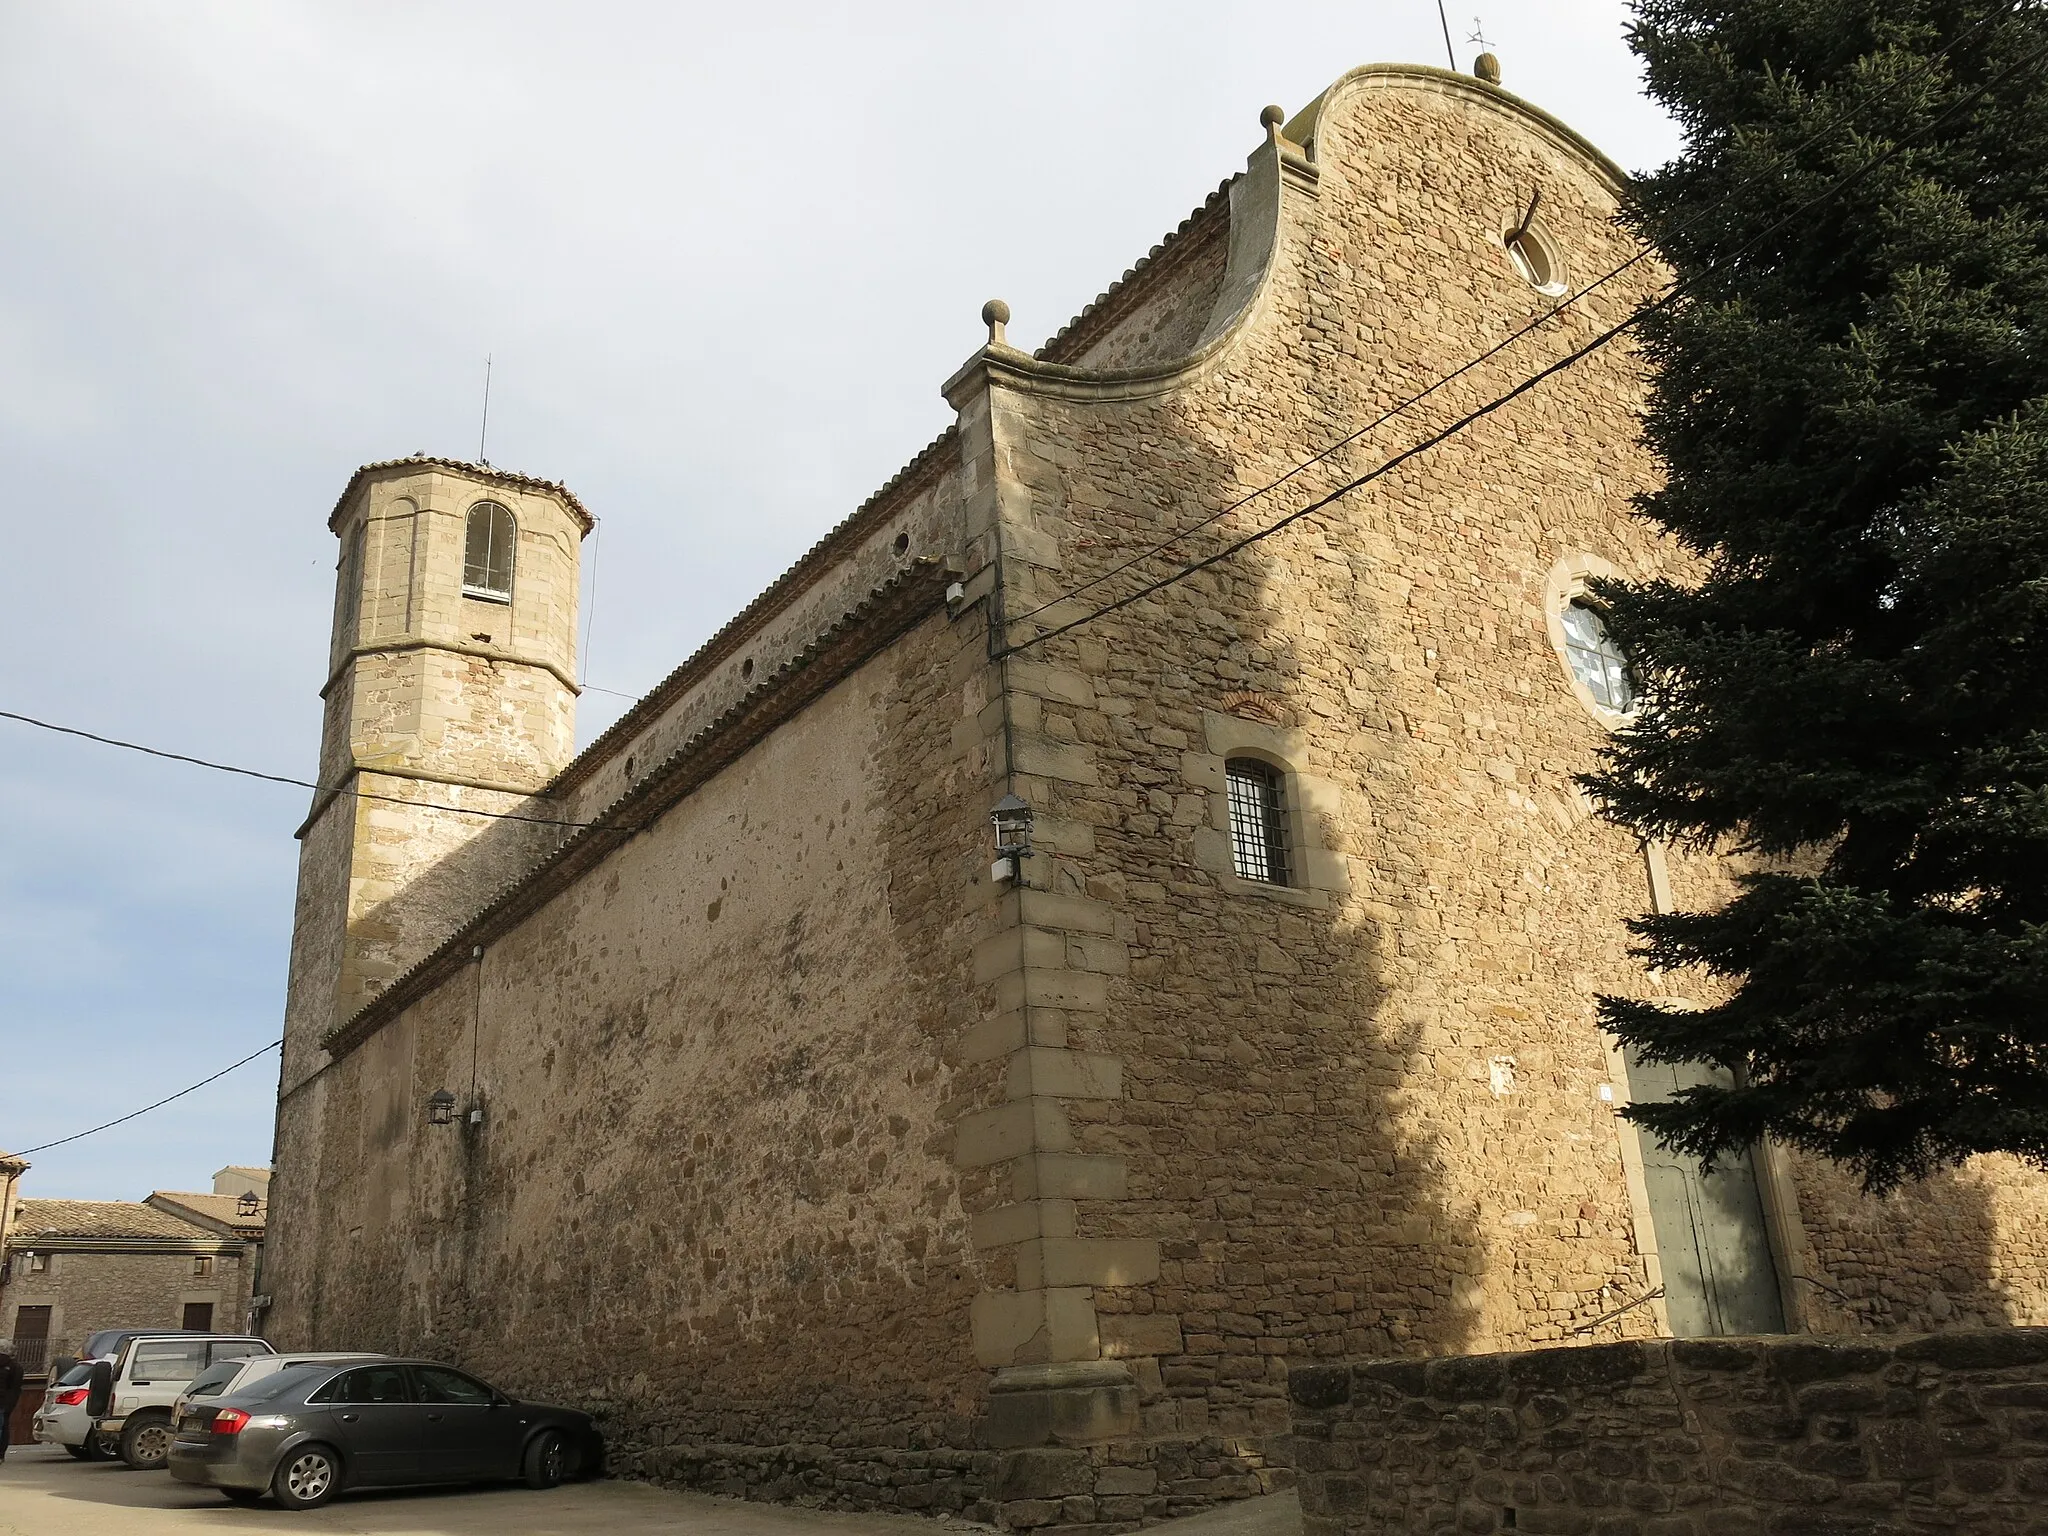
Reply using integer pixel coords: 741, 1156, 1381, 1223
1506, 227, 1566, 296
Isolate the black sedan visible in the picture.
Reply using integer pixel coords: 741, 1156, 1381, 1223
166, 1357, 600, 1510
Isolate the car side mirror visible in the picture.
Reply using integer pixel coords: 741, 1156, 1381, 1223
491, 1393, 510, 1409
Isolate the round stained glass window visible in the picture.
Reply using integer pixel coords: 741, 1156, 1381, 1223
1561, 600, 1634, 714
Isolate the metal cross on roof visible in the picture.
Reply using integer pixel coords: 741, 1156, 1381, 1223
1467, 17, 1495, 50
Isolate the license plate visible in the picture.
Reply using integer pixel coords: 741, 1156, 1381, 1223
180, 1415, 203, 1432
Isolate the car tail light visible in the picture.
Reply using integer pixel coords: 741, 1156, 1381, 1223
213, 1408, 251, 1435
53, 1388, 88, 1406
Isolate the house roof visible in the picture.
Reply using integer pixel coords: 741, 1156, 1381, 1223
9, 1199, 216, 1242
147, 1191, 266, 1236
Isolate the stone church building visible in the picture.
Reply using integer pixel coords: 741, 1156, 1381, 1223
265, 58, 2048, 1517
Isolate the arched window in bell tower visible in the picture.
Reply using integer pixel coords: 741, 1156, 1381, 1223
463, 501, 517, 602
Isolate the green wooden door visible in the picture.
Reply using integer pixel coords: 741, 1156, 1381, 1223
1623, 1049, 1786, 1336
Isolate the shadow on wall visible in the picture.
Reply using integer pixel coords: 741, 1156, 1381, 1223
1792, 1157, 2032, 1334
292, 788, 564, 1345
1041, 381, 1485, 1446
341, 789, 568, 1021
310, 610, 1001, 1469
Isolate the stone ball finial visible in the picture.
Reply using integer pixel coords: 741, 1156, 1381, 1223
1260, 104, 1286, 136
982, 298, 1011, 347
1474, 52, 1501, 85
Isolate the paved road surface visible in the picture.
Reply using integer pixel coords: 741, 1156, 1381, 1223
0, 1444, 1301, 1536
0, 1443, 952, 1536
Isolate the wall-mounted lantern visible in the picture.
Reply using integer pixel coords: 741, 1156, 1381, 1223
236, 1192, 261, 1218
426, 1089, 457, 1126
990, 793, 1034, 884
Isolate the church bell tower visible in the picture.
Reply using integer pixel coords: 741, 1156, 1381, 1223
277, 457, 589, 1090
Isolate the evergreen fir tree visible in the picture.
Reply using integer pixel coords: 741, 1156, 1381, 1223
1589, 0, 2048, 1189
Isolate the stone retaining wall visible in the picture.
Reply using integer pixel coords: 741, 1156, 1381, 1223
617, 1434, 1283, 1530
1288, 1328, 2048, 1536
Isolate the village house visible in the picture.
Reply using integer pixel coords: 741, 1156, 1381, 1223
261, 54, 2048, 1525
1, 1165, 268, 1372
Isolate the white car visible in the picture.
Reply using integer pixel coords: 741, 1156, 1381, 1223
172, 1352, 380, 1422
32, 1361, 108, 1459
92, 1333, 275, 1469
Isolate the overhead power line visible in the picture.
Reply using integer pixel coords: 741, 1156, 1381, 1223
1006, 0, 2024, 632
7, 1040, 283, 1157
998, 19, 2048, 660
0, 710, 613, 830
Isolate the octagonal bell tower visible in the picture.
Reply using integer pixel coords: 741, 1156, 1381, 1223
278, 457, 590, 1091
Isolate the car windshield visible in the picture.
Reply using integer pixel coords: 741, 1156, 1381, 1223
56, 1362, 94, 1387
184, 1361, 244, 1398
83, 1331, 129, 1359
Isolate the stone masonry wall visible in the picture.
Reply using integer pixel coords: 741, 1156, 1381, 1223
966, 66, 1692, 1438
962, 62, 2048, 1453
273, 608, 1015, 1494
1288, 1329, 2048, 1536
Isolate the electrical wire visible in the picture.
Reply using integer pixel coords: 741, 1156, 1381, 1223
7, 1041, 283, 1156
1005, 0, 2025, 631
998, 20, 2048, 660
0, 709, 616, 830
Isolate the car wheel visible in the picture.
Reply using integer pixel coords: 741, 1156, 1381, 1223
522, 1429, 567, 1490
271, 1444, 342, 1511
84, 1429, 117, 1460
120, 1415, 175, 1470
221, 1488, 267, 1505
64, 1443, 96, 1460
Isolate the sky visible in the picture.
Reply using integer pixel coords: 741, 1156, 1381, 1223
0, 2, 1683, 1200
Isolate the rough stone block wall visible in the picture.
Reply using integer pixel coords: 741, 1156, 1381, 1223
272, 609, 1012, 1490
1781, 1158, 2048, 1335
616, 1434, 1279, 1529
973, 68, 1694, 1440
1289, 1329, 2048, 1536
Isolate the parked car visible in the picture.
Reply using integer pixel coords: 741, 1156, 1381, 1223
167, 1358, 600, 1510
172, 1353, 380, 1422
31, 1362, 110, 1460
89, 1332, 275, 1470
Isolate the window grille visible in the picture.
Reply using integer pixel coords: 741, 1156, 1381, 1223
463, 502, 517, 601
1226, 759, 1292, 885
1561, 600, 1634, 712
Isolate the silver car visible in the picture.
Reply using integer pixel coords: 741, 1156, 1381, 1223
31, 1362, 109, 1459
166, 1358, 599, 1510
171, 1352, 379, 1422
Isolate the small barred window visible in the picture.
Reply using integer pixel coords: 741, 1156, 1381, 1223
463, 501, 517, 601
1226, 759, 1291, 886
